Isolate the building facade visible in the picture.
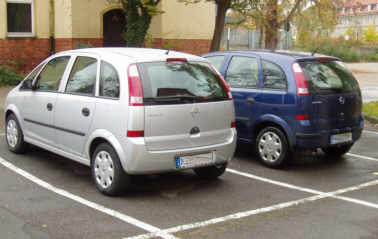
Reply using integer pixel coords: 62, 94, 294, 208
334, 0, 378, 38
0, 0, 215, 72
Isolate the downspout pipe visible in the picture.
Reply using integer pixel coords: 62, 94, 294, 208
49, 0, 55, 55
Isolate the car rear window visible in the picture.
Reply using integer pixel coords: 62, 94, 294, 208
299, 60, 358, 94
138, 61, 228, 105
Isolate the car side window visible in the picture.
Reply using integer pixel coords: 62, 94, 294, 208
100, 61, 120, 98
20, 64, 44, 90
65, 56, 98, 95
34, 56, 70, 91
262, 60, 287, 90
226, 56, 259, 88
206, 55, 225, 71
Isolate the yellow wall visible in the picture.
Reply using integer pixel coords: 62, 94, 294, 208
160, 1, 215, 40
55, 0, 73, 38
34, 0, 50, 38
0, 0, 6, 39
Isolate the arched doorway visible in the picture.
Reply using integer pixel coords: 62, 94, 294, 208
103, 9, 126, 47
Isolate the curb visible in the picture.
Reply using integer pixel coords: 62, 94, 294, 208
363, 113, 378, 125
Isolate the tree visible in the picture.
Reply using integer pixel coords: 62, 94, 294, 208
363, 25, 378, 44
108, 0, 162, 47
179, 0, 257, 52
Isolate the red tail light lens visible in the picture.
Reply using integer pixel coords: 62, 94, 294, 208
296, 114, 309, 121
127, 130, 144, 137
128, 64, 144, 106
292, 62, 309, 96
231, 121, 236, 128
210, 64, 232, 100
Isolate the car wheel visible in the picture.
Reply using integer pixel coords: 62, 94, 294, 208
256, 126, 289, 168
5, 114, 27, 154
194, 163, 227, 180
322, 143, 353, 158
91, 143, 130, 196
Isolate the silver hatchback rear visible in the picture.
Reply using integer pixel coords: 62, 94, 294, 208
4, 48, 236, 196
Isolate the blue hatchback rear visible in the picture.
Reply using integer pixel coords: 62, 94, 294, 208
203, 50, 363, 168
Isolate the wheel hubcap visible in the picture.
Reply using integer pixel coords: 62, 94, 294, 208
6, 119, 18, 148
94, 151, 114, 189
258, 131, 282, 163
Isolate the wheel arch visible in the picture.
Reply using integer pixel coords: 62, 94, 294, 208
5, 105, 23, 129
253, 114, 295, 149
86, 129, 128, 172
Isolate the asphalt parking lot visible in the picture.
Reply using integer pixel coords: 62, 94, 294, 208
0, 122, 377, 239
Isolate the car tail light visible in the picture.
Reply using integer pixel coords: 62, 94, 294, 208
128, 64, 144, 106
166, 58, 187, 62
127, 130, 144, 137
316, 57, 331, 62
292, 62, 309, 96
296, 114, 309, 120
231, 121, 236, 128
210, 64, 232, 100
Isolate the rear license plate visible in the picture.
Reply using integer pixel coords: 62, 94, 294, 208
330, 132, 352, 145
175, 152, 215, 169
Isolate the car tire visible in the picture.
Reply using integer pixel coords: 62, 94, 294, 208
193, 163, 227, 180
5, 114, 28, 154
256, 126, 289, 168
322, 143, 353, 158
91, 143, 130, 196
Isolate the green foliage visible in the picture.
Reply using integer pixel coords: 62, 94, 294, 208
363, 101, 378, 118
121, 0, 162, 47
345, 27, 355, 41
295, 37, 378, 62
0, 64, 24, 86
75, 41, 94, 49
363, 25, 378, 43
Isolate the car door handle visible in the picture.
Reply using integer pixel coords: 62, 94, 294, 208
246, 97, 255, 104
46, 103, 53, 111
82, 108, 90, 117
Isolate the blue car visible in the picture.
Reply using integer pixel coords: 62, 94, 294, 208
203, 50, 363, 168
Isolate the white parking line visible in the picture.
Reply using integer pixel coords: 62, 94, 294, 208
364, 130, 378, 136
347, 153, 378, 162
0, 156, 179, 239
123, 179, 378, 239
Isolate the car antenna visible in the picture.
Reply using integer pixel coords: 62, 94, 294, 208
166, 49, 170, 55
311, 47, 319, 56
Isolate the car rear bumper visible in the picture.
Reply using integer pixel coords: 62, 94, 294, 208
120, 129, 237, 174
295, 122, 363, 149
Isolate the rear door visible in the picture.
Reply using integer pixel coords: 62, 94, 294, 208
224, 55, 262, 140
54, 55, 98, 156
299, 60, 362, 130
138, 60, 234, 151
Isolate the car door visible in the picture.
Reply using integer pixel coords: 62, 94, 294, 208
53, 55, 98, 157
260, 60, 289, 124
224, 55, 262, 141
22, 56, 71, 146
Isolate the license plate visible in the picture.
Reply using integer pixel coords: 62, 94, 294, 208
175, 152, 215, 169
330, 132, 352, 145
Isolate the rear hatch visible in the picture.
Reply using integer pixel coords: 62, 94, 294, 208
298, 59, 362, 130
137, 60, 234, 151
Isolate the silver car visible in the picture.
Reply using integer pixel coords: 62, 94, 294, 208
4, 48, 237, 195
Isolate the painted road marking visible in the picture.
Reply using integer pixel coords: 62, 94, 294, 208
347, 153, 378, 162
0, 156, 179, 239
364, 130, 378, 136
123, 179, 378, 239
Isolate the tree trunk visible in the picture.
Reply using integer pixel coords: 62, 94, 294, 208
264, 0, 279, 49
210, 0, 230, 52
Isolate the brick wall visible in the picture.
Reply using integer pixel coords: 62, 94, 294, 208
0, 37, 209, 74
150, 38, 211, 55
0, 38, 50, 74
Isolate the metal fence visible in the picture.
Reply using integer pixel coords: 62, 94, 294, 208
221, 27, 293, 50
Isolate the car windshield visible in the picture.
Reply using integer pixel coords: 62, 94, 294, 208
138, 61, 228, 105
299, 60, 358, 94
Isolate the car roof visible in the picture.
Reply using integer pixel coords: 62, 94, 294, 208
55, 47, 206, 63
204, 50, 340, 62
